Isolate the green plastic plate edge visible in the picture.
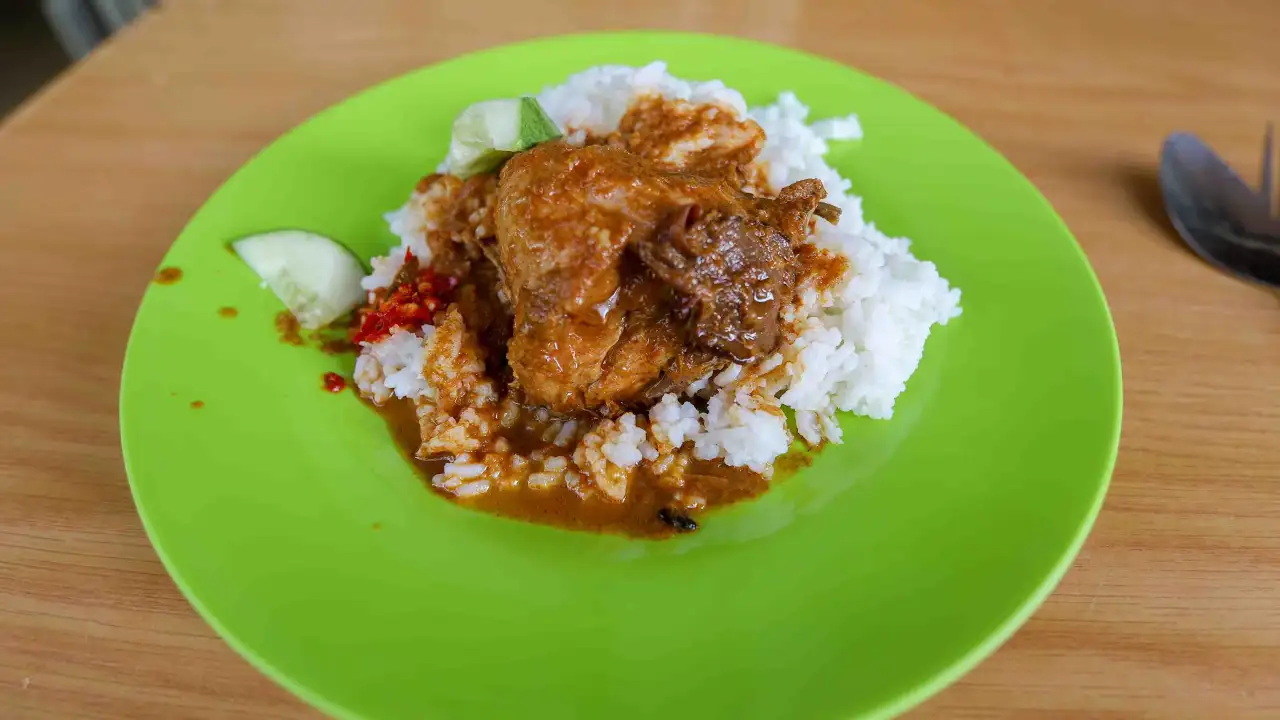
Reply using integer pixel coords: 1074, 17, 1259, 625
119, 31, 1123, 720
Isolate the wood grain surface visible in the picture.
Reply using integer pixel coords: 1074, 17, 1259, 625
2, 0, 1279, 717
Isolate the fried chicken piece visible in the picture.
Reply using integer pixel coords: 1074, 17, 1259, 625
494, 140, 829, 412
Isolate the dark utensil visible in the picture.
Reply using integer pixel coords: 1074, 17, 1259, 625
1158, 128, 1280, 288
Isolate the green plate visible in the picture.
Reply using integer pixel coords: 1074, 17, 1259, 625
120, 32, 1121, 720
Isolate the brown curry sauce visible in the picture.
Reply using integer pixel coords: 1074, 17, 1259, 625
372, 396, 783, 538
154, 267, 183, 285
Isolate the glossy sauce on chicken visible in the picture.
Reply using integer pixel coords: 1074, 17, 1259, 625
496, 141, 828, 412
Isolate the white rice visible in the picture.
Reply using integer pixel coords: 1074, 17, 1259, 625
353, 325, 434, 403
527, 472, 560, 489
648, 395, 701, 453
689, 386, 790, 474
355, 62, 961, 498
453, 479, 491, 497
535, 61, 749, 139
551, 420, 578, 448
442, 461, 486, 479
363, 197, 433, 293
748, 89, 961, 441
599, 414, 656, 468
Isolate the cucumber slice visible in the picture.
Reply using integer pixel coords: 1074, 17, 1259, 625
445, 97, 562, 178
232, 230, 366, 329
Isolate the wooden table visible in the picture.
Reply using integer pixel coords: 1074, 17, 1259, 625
3, 0, 1278, 717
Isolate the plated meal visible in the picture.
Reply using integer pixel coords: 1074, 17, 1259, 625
234, 63, 961, 537
123, 32, 1121, 720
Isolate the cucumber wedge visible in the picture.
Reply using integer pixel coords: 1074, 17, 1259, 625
445, 97, 562, 178
233, 230, 365, 329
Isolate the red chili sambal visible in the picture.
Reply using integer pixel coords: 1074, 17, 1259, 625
323, 372, 347, 393
352, 252, 458, 345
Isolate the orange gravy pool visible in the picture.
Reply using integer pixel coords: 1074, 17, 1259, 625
371, 398, 811, 538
